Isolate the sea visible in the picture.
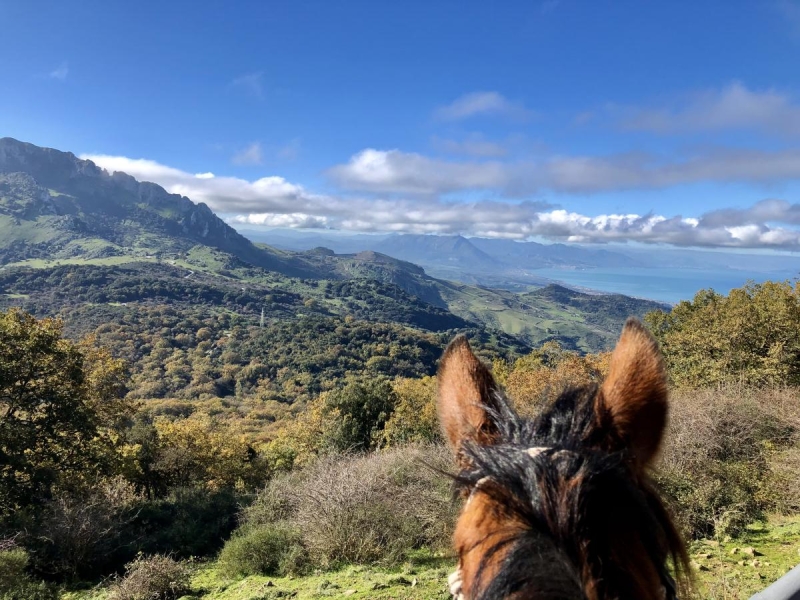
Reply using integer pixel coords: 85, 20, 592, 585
533, 267, 799, 305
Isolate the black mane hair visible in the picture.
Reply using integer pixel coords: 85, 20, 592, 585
454, 384, 687, 600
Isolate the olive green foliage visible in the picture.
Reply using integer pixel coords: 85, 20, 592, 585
217, 522, 307, 577
0, 548, 55, 600
645, 281, 800, 387
109, 555, 191, 600
0, 308, 129, 517
321, 378, 397, 452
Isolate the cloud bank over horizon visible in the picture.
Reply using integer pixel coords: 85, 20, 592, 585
81, 151, 800, 250
328, 147, 800, 196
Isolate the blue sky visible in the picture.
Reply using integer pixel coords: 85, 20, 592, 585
2, 0, 800, 248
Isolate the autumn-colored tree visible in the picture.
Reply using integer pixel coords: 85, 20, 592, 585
120, 415, 264, 493
263, 399, 328, 471
498, 340, 610, 416
645, 281, 800, 387
382, 376, 439, 445
0, 309, 130, 517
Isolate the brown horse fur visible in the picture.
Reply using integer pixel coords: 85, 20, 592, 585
437, 318, 688, 600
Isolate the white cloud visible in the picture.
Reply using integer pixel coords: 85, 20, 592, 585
620, 81, 800, 136
434, 92, 534, 121
235, 212, 329, 229
328, 147, 800, 195
80, 152, 800, 250
49, 63, 68, 81
328, 149, 507, 195
232, 142, 263, 166
230, 72, 264, 99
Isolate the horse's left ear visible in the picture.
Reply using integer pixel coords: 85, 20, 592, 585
437, 336, 502, 459
599, 318, 668, 469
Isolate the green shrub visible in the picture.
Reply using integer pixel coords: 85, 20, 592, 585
0, 548, 55, 600
110, 555, 190, 600
239, 472, 303, 528
321, 378, 397, 453
218, 522, 306, 577
657, 460, 766, 539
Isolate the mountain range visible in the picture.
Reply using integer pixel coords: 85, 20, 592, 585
241, 229, 644, 288
240, 227, 800, 292
0, 137, 667, 352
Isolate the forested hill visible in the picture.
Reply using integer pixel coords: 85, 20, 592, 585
0, 262, 529, 409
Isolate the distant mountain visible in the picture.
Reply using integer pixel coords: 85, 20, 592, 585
468, 238, 641, 268
0, 137, 315, 276
239, 228, 641, 287
373, 234, 500, 270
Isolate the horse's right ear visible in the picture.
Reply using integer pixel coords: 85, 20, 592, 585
599, 318, 668, 470
437, 336, 502, 457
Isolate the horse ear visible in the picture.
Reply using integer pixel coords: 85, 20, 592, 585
437, 336, 502, 455
599, 318, 668, 469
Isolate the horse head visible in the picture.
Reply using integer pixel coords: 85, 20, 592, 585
438, 318, 688, 600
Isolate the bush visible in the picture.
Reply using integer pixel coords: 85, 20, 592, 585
229, 444, 456, 569
18, 483, 243, 581
239, 472, 304, 528
291, 444, 454, 567
110, 555, 190, 600
217, 522, 306, 577
0, 548, 55, 600
655, 387, 800, 538
771, 445, 800, 514
29, 478, 140, 580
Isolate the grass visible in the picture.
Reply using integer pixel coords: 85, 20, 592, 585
4, 256, 159, 268
687, 515, 800, 599
58, 516, 800, 600
192, 551, 454, 600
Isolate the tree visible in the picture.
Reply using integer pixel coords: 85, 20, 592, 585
645, 281, 800, 387
322, 378, 397, 453
0, 309, 130, 517
382, 376, 439, 445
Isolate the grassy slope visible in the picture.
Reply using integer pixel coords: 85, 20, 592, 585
62, 517, 800, 600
